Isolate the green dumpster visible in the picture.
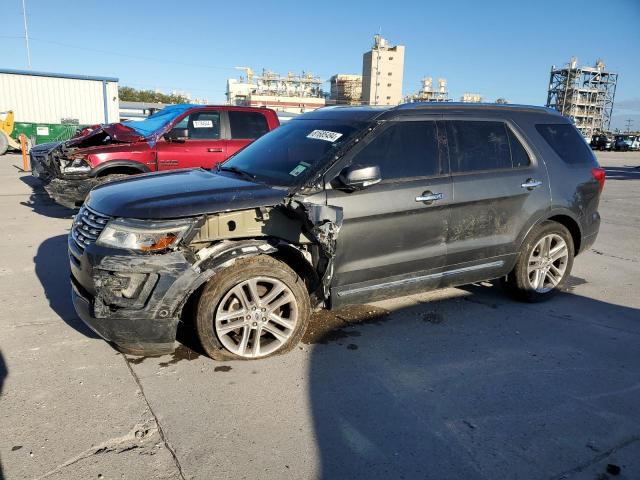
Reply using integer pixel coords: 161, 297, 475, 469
12, 122, 85, 145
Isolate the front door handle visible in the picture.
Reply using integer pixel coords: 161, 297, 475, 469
415, 192, 443, 204
521, 179, 543, 190
207, 148, 223, 153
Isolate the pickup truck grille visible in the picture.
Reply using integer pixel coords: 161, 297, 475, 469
72, 206, 111, 251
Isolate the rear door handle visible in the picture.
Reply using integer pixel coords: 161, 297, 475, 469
416, 192, 443, 203
207, 148, 223, 153
521, 179, 543, 190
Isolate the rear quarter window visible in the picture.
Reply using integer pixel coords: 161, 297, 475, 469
535, 124, 596, 165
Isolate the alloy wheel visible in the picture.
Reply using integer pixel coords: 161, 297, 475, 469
214, 277, 298, 358
527, 234, 569, 293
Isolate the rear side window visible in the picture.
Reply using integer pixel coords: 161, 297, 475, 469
507, 128, 531, 168
229, 111, 269, 139
351, 121, 441, 180
535, 124, 594, 165
446, 121, 512, 172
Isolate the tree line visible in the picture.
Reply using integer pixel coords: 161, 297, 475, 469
119, 86, 190, 104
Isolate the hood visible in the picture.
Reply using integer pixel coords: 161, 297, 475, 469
65, 123, 144, 149
85, 169, 289, 219
70, 141, 153, 161
30, 141, 63, 154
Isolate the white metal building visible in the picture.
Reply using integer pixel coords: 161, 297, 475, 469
0, 69, 119, 124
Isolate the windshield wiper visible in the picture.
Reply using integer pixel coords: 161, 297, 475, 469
217, 165, 256, 181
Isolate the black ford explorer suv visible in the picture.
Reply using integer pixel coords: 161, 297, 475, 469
69, 103, 604, 360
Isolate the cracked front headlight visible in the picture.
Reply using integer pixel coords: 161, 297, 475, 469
97, 218, 195, 252
61, 158, 91, 174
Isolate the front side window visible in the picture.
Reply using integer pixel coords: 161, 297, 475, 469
176, 111, 221, 140
446, 121, 514, 172
221, 119, 366, 186
229, 111, 269, 139
351, 121, 441, 181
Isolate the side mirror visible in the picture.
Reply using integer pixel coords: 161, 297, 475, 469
337, 164, 381, 190
164, 128, 189, 143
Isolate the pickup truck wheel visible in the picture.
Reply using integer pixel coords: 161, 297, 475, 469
196, 256, 310, 361
504, 221, 574, 302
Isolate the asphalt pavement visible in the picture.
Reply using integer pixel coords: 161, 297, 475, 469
0, 151, 639, 480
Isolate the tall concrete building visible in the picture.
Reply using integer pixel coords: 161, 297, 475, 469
361, 35, 405, 106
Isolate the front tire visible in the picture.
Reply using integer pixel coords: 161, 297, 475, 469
196, 256, 310, 361
504, 221, 574, 302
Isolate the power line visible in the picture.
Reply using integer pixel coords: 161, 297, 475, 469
21, 0, 31, 68
27, 37, 238, 71
625, 119, 634, 133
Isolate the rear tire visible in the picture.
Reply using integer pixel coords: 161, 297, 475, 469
196, 255, 311, 361
504, 221, 574, 302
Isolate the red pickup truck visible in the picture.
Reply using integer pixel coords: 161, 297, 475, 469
29, 104, 280, 208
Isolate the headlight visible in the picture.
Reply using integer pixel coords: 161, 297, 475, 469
62, 157, 91, 174
96, 218, 195, 252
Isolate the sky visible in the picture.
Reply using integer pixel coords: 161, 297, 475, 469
1, 0, 639, 130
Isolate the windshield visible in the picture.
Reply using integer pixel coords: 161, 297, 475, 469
121, 104, 197, 137
220, 119, 368, 186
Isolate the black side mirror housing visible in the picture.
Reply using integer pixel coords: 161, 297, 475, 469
164, 128, 189, 143
336, 164, 382, 190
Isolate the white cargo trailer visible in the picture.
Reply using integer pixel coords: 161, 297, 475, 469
0, 68, 119, 125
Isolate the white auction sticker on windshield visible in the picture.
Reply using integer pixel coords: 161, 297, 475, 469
193, 120, 213, 128
306, 130, 343, 142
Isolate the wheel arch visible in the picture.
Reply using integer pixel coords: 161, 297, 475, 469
91, 160, 150, 177
172, 238, 319, 325
517, 209, 583, 259
546, 214, 582, 254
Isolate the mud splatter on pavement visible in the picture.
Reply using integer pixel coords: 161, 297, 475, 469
303, 305, 390, 344
158, 345, 201, 367
127, 356, 146, 365
214, 365, 232, 372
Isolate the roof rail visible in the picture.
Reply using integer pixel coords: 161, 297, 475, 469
393, 102, 560, 115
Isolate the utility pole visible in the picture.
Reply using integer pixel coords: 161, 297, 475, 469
625, 119, 633, 133
22, 0, 31, 68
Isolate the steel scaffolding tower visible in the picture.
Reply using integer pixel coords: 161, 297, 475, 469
546, 58, 618, 138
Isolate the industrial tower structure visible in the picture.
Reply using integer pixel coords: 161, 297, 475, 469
546, 58, 618, 138
405, 77, 450, 103
329, 74, 363, 105
226, 67, 325, 113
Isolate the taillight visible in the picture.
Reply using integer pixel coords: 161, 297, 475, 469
591, 167, 606, 192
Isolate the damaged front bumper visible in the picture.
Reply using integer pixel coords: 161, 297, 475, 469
45, 177, 99, 209
68, 196, 344, 355
31, 147, 96, 209
68, 235, 200, 355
